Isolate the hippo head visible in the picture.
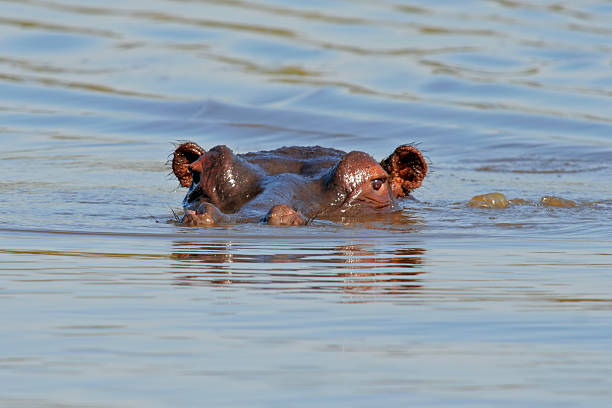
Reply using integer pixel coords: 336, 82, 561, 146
172, 142, 427, 225
317, 145, 427, 220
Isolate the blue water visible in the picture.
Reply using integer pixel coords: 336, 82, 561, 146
1, 0, 611, 407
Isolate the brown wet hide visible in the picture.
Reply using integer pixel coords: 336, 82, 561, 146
181, 202, 228, 226
263, 204, 308, 226
241, 146, 346, 177
172, 142, 205, 187
184, 145, 263, 214
319, 151, 397, 218
380, 145, 428, 198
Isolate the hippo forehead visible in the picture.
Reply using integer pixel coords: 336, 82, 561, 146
331, 151, 387, 191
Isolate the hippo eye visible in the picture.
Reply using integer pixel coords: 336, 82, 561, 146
371, 178, 385, 191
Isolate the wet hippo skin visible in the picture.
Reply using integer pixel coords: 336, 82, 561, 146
172, 142, 428, 226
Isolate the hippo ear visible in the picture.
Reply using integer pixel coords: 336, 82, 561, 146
172, 142, 205, 187
380, 145, 428, 198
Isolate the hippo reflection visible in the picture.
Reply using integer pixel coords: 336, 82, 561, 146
172, 142, 427, 225
171, 240, 426, 295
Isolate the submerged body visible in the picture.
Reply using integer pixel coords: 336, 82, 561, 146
171, 142, 427, 226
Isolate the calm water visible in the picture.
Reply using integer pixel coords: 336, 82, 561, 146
1, 0, 612, 406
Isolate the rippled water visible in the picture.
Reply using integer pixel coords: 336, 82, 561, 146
1, 1, 612, 407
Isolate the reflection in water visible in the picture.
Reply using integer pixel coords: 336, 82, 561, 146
171, 240, 426, 297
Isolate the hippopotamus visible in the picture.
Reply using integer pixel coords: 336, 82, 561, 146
171, 142, 427, 226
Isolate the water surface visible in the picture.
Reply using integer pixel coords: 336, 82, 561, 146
1, 0, 612, 407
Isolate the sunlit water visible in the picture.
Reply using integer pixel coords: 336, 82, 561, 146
1, 1, 611, 407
